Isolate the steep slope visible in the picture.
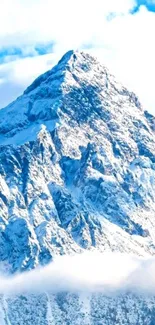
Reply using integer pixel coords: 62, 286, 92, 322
0, 50, 155, 271
0, 50, 155, 323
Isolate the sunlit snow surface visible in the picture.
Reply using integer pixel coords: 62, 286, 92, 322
0, 50, 155, 323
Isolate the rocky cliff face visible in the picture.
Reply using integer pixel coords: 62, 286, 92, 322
0, 50, 155, 323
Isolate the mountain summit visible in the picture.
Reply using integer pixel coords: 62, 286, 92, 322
0, 51, 155, 323
0, 50, 142, 139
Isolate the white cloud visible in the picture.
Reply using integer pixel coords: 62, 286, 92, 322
0, 53, 58, 107
0, 0, 155, 114
1, 252, 155, 296
0, 0, 135, 49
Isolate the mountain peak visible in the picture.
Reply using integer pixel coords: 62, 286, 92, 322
24, 50, 101, 96
0, 50, 143, 140
58, 49, 78, 64
57, 49, 97, 66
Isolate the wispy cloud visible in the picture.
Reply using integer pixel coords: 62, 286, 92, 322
1, 252, 155, 296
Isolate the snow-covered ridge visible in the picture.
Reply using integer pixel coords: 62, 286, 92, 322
0, 50, 142, 141
0, 50, 155, 323
0, 49, 155, 267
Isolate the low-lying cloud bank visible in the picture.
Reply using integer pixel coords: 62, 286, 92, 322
0, 252, 155, 296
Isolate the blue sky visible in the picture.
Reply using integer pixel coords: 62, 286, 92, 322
0, 0, 155, 113
135, 0, 155, 11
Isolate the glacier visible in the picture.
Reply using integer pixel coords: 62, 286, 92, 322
0, 50, 155, 323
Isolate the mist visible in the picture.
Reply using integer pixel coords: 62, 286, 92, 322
0, 252, 155, 296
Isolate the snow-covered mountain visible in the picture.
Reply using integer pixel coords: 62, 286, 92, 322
1, 50, 155, 323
